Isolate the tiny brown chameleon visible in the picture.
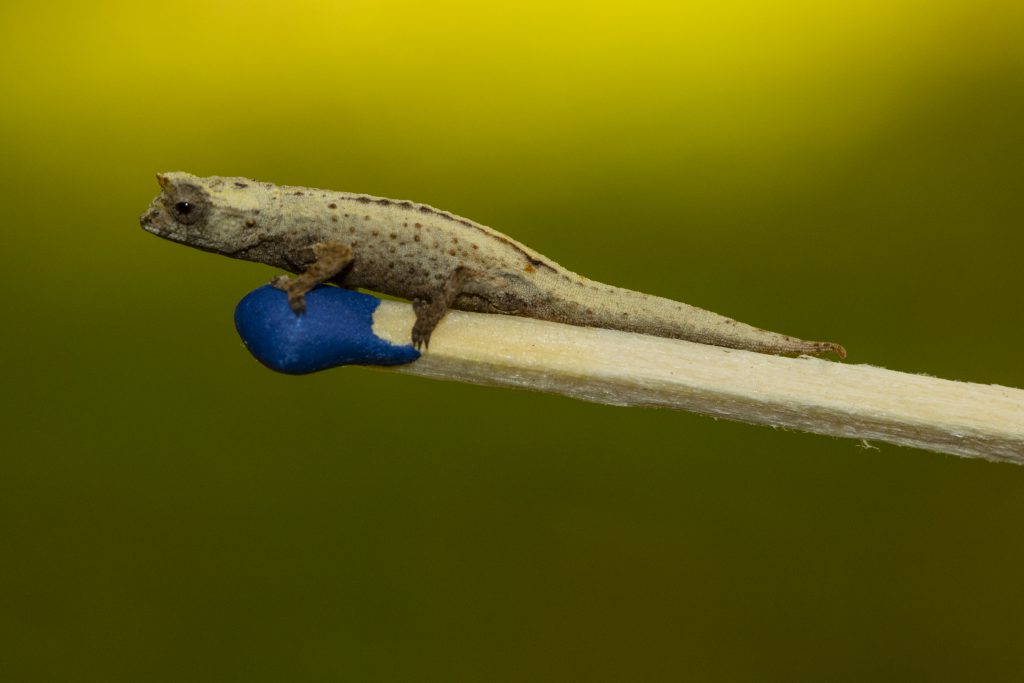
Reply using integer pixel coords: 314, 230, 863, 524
140, 172, 845, 358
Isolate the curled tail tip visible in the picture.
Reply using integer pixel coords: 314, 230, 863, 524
823, 341, 847, 360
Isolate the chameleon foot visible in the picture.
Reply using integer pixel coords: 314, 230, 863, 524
270, 241, 353, 314
410, 267, 473, 349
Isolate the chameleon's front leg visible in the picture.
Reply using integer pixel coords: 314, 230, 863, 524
411, 266, 472, 349
271, 241, 353, 313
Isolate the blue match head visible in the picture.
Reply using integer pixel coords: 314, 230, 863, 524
234, 285, 420, 374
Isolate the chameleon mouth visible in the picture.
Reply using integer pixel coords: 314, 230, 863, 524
139, 207, 164, 235
139, 203, 184, 242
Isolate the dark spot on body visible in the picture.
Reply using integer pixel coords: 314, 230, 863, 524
471, 244, 478, 250
364, 215, 370, 220
389, 246, 396, 253
389, 233, 397, 239
328, 203, 337, 209
356, 196, 371, 203
331, 216, 338, 222
388, 262, 395, 269
414, 223, 422, 228
245, 219, 256, 227
293, 191, 304, 196
448, 249, 456, 255
399, 201, 413, 208
377, 199, 391, 206
371, 230, 379, 236
419, 206, 431, 213
524, 264, 536, 272
234, 182, 248, 188
414, 234, 421, 241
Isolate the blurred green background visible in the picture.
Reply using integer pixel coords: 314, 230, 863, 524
2, 1, 1023, 680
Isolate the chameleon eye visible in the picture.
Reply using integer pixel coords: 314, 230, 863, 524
168, 195, 205, 226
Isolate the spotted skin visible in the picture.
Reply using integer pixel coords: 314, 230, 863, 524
140, 172, 846, 357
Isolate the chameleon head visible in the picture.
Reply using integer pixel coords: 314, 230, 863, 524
140, 172, 264, 255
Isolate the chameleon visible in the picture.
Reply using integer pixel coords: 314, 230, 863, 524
140, 172, 846, 358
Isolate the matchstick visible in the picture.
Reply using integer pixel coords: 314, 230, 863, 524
236, 285, 1024, 464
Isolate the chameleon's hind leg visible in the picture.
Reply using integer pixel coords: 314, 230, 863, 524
271, 241, 353, 313
411, 266, 472, 349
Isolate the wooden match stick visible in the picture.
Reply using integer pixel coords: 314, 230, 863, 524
236, 285, 1024, 464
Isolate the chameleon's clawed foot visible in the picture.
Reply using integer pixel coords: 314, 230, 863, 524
287, 292, 307, 314
411, 331, 431, 350
409, 267, 473, 350
411, 298, 434, 349
270, 275, 308, 314
269, 241, 354, 316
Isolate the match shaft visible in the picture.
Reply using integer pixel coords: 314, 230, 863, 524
371, 302, 1024, 463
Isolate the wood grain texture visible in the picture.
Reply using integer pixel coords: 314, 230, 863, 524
371, 301, 1024, 463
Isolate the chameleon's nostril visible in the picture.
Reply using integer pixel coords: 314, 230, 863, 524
140, 208, 163, 233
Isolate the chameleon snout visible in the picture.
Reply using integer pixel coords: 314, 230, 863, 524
139, 204, 169, 237
139, 208, 155, 229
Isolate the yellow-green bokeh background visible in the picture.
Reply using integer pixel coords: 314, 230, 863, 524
2, 1, 1023, 680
